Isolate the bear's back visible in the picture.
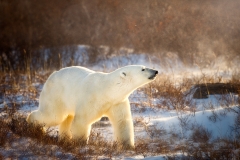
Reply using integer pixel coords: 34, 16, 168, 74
49, 66, 94, 82
42, 66, 95, 95
58, 66, 94, 78
39, 66, 95, 108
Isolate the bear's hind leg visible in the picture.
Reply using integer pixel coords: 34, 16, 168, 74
27, 109, 65, 127
59, 115, 74, 139
27, 110, 46, 125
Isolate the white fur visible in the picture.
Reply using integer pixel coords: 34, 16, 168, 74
27, 65, 157, 147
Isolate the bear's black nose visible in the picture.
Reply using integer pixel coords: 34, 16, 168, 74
155, 71, 158, 75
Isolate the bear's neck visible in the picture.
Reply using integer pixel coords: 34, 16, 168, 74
103, 73, 133, 103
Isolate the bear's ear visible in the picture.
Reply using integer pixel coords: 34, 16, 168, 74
120, 72, 126, 78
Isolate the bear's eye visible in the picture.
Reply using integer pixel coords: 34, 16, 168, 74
142, 68, 145, 71
122, 72, 126, 76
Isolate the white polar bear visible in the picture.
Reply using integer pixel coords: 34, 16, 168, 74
27, 65, 158, 148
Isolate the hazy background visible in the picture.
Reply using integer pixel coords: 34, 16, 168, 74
1, 0, 240, 72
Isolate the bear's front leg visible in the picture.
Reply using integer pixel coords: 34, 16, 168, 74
106, 100, 134, 149
70, 115, 91, 144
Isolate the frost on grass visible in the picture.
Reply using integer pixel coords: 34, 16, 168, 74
0, 58, 240, 159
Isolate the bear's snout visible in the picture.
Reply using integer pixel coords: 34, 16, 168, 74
148, 69, 158, 80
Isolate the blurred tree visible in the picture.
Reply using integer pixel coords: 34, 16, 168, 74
0, 0, 240, 71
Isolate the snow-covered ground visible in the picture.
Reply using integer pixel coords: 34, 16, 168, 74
1, 47, 239, 159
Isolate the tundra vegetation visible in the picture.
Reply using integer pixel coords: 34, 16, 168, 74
0, 53, 239, 159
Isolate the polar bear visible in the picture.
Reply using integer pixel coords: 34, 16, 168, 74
27, 65, 158, 148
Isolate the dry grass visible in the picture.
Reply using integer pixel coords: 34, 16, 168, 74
0, 70, 240, 159
1, 113, 173, 159
0, 113, 122, 159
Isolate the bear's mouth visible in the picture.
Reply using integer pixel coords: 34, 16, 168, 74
148, 75, 157, 80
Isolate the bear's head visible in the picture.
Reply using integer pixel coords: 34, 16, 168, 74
110, 65, 158, 99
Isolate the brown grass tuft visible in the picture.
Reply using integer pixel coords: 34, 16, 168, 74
1, 70, 240, 159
